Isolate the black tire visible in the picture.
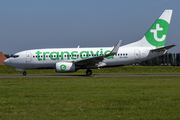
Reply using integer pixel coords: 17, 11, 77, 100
23, 71, 26, 76
86, 70, 92, 76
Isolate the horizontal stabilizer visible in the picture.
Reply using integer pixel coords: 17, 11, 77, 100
150, 45, 176, 52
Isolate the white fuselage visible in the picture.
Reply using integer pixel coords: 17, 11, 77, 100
4, 46, 165, 70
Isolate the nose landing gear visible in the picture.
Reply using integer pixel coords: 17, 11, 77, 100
23, 71, 26, 76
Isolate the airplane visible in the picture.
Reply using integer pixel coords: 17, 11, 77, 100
3, 10, 175, 76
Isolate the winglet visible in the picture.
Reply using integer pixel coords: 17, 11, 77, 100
111, 40, 122, 54
105, 40, 122, 57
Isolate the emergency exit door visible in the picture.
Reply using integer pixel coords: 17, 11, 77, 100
134, 49, 141, 60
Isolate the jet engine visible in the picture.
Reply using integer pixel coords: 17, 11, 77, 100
55, 62, 76, 72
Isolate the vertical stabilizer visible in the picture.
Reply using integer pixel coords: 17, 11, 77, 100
125, 10, 173, 48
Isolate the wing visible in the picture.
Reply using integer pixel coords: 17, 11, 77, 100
75, 40, 122, 67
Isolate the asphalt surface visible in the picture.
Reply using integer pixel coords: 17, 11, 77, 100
0, 74, 180, 78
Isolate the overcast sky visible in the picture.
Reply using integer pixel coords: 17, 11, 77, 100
0, 0, 179, 54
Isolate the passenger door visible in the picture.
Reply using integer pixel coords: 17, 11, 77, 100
26, 52, 31, 62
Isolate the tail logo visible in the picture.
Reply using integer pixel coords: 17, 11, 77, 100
145, 19, 169, 47
150, 24, 166, 42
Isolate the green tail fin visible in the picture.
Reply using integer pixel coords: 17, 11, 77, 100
145, 10, 173, 47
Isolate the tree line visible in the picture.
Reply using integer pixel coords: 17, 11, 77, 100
4, 53, 180, 66
141, 53, 180, 66
4, 54, 13, 58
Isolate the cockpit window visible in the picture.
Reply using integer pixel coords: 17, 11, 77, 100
12, 55, 19, 58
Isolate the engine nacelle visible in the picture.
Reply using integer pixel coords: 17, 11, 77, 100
55, 62, 76, 73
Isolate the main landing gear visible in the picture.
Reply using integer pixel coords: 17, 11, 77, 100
86, 69, 92, 76
23, 71, 27, 76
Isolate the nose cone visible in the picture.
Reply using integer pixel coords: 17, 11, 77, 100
3, 59, 10, 66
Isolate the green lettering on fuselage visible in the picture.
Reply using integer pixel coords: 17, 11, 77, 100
100, 49, 103, 55
80, 51, 89, 59
50, 52, 59, 60
36, 51, 42, 60
90, 50, 99, 57
43, 52, 49, 60
104, 50, 114, 59
61, 51, 70, 60
71, 51, 78, 60
35, 48, 114, 61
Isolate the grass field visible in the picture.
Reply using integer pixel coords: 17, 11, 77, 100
0, 65, 180, 75
0, 77, 180, 119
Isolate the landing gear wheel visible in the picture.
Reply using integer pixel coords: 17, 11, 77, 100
23, 71, 26, 76
86, 70, 92, 76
